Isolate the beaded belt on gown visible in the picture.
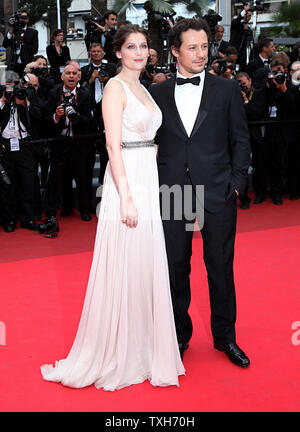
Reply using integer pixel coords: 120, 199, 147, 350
121, 139, 155, 149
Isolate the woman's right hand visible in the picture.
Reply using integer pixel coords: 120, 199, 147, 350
121, 197, 138, 228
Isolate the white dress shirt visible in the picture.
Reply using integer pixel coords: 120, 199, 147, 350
174, 69, 205, 137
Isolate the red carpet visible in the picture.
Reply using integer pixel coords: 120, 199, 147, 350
1, 197, 300, 412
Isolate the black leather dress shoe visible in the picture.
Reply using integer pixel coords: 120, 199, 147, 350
81, 212, 92, 222
290, 194, 299, 201
214, 342, 250, 367
20, 220, 38, 231
178, 343, 189, 359
4, 221, 16, 233
254, 194, 265, 204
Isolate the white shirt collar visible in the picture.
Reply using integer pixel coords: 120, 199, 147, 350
63, 86, 76, 95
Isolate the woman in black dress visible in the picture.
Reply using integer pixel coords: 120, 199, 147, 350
46, 29, 71, 84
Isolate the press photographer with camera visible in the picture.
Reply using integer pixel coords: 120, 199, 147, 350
81, 42, 116, 187
46, 29, 71, 84
236, 71, 267, 208
24, 55, 55, 101
0, 71, 43, 232
3, 10, 38, 77
246, 37, 275, 80
229, 2, 254, 71
44, 63, 92, 225
210, 25, 230, 61
84, 10, 118, 64
265, 58, 299, 204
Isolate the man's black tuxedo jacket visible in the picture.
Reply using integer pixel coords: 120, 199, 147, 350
218, 40, 230, 55
45, 84, 91, 145
149, 72, 251, 213
3, 27, 38, 65
0, 97, 43, 140
246, 56, 268, 79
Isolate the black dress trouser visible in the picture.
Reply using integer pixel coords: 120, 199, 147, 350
0, 142, 37, 223
161, 174, 237, 346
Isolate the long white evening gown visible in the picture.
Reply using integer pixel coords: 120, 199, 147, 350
41, 77, 185, 391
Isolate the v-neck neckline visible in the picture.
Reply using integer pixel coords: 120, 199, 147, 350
116, 77, 156, 116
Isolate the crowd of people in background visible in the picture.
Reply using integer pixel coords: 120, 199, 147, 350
0, 5, 300, 234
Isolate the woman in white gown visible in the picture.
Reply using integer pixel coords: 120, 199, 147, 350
41, 24, 185, 391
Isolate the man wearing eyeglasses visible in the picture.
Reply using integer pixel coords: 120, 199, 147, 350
3, 10, 38, 77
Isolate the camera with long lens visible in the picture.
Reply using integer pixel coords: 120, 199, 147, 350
241, 1, 265, 12
238, 81, 249, 94
212, 59, 228, 75
268, 68, 287, 85
203, 9, 222, 40
60, 90, 79, 123
97, 59, 108, 78
9, 12, 26, 31
31, 67, 48, 77
83, 14, 103, 34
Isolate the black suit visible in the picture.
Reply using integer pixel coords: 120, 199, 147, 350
0, 98, 43, 223
246, 56, 269, 79
44, 84, 92, 217
3, 27, 38, 75
149, 73, 250, 346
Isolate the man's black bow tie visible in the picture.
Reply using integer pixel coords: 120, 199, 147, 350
176, 76, 201, 86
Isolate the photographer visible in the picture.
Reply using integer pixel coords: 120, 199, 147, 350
246, 37, 275, 80
210, 25, 230, 60
46, 29, 71, 84
3, 10, 38, 77
44, 63, 92, 223
265, 59, 298, 204
24, 55, 55, 101
81, 43, 116, 188
140, 48, 159, 83
0, 71, 43, 232
84, 10, 118, 64
236, 72, 267, 208
229, 3, 253, 71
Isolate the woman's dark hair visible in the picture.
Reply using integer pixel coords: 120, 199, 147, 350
167, 18, 211, 50
33, 55, 48, 65
112, 24, 150, 53
51, 29, 64, 41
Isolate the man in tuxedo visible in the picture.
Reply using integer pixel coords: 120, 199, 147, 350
3, 10, 38, 77
0, 71, 43, 232
210, 25, 230, 60
149, 18, 251, 366
44, 64, 92, 222
246, 37, 275, 80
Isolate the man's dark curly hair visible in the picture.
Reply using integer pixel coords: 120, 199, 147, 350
168, 18, 211, 50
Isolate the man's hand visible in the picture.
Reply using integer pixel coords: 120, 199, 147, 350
15, 97, 29, 107
89, 69, 100, 84
92, 21, 106, 33
55, 105, 65, 121
241, 91, 248, 103
273, 79, 287, 93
